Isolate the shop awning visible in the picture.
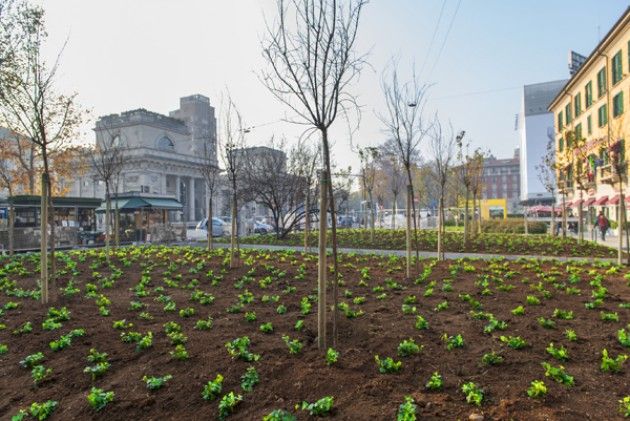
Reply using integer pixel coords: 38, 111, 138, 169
584, 197, 597, 206
141, 198, 183, 210
96, 197, 183, 213
594, 196, 609, 205
573, 199, 583, 207
608, 195, 620, 205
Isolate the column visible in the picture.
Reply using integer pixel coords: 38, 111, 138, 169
161, 175, 167, 196
175, 176, 181, 222
189, 177, 196, 221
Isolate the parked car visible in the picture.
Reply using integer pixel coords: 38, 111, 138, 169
253, 221, 274, 234
195, 217, 226, 237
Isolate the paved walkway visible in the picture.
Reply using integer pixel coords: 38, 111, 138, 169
195, 241, 618, 263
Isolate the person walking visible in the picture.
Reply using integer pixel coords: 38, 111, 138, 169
596, 211, 610, 241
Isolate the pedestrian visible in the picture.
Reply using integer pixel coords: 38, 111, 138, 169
596, 211, 610, 241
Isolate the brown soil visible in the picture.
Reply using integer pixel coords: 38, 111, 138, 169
0, 246, 629, 420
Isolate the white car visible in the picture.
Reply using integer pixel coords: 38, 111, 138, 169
195, 217, 226, 237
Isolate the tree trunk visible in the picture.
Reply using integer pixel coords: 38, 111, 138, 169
392, 195, 397, 229
47, 175, 57, 298
369, 191, 375, 241
405, 184, 412, 279
40, 173, 48, 304
561, 193, 567, 238
551, 197, 556, 236
8, 205, 14, 255
114, 195, 120, 248
471, 191, 477, 236
304, 191, 310, 253
230, 185, 237, 269
321, 129, 339, 348
207, 195, 213, 251
578, 190, 584, 242
105, 183, 111, 262
464, 188, 470, 247
437, 195, 444, 261
317, 169, 328, 350
618, 180, 623, 265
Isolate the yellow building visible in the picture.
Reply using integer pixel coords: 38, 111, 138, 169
549, 7, 630, 224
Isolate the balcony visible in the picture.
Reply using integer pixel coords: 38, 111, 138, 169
599, 163, 626, 185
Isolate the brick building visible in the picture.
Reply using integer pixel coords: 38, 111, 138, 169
482, 148, 521, 213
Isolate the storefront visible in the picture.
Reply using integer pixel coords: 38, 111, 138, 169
0, 195, 102, 251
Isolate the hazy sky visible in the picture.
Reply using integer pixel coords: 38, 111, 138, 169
39, 0, 629, 171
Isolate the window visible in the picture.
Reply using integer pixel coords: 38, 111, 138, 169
566, 131, 573, 148
565, 103, 572, 125
574, 93, 582, 117
585, 81, 593, 108
613, 91, 624, 117
612, 50, 623, 85
157, 136, 175, 151
558, 111, 564, 130
597, 66, 607, 98
598, 104, 608, 127
587, 115, 592, 135
575, 123, 582, 141
558, 136, 564, 152
140, 185, 150, 193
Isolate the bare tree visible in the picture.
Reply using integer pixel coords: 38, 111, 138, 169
0, 1, 84, 303
241, 139, 311, 239
379, 62, 431, 279
537, 135, 558, 236
291, 139, 319, 252
429, 117, 456, 261
260, 0, 368, 349
358, 146, 378, 240
200, 142, 220, 250
90, 129, 126, 260
221, 95, 245, 269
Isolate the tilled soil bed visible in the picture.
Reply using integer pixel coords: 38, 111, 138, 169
0, 246, 629, 420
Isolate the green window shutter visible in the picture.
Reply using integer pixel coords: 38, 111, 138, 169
558, 111, 564, 130
574, 93, 581, 117
597, 67, 607, 97
598, 104, 608, 127
565, 103, 572, 124
575, 123, 582, 140
585, 82, 593, 108
613, 92, 624, 117
559, 137, 564, 152
587, 115, 592, 135
612, 51, 623, 85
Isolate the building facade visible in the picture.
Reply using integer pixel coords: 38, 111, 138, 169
70, 94, 218, 222
482, 149, 521, 213
518, 80, 567, 204
549, 7, 630, 223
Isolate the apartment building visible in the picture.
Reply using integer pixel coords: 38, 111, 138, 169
549, 7, 630, 223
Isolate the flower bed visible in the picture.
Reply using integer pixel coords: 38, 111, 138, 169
0, 246, 629, 419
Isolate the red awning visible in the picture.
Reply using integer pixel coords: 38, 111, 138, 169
573, 199, 584, 207
625, 196, 630, 204
608, 195, 620, 205
564, 200, 574, 208
595, 196, 609, 205
584, 197, 597, 206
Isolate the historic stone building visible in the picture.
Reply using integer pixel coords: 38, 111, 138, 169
70, 94, 218, 222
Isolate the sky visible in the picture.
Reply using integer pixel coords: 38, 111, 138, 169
39, 0, 630, 172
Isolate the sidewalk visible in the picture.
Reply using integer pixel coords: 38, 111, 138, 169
568, 229, 626, 249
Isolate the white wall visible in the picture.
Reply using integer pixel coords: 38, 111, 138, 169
520, 112, 554, 201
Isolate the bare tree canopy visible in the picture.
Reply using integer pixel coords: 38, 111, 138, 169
260, 0, 369, 349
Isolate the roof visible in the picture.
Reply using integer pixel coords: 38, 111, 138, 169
96, 196, 183, 213
6, 195, 102, 208
549, 6, 630, 110
523, 80, 567, 116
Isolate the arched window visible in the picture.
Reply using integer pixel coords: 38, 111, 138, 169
157, 136, 175, 151
112, 134, 123, 147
